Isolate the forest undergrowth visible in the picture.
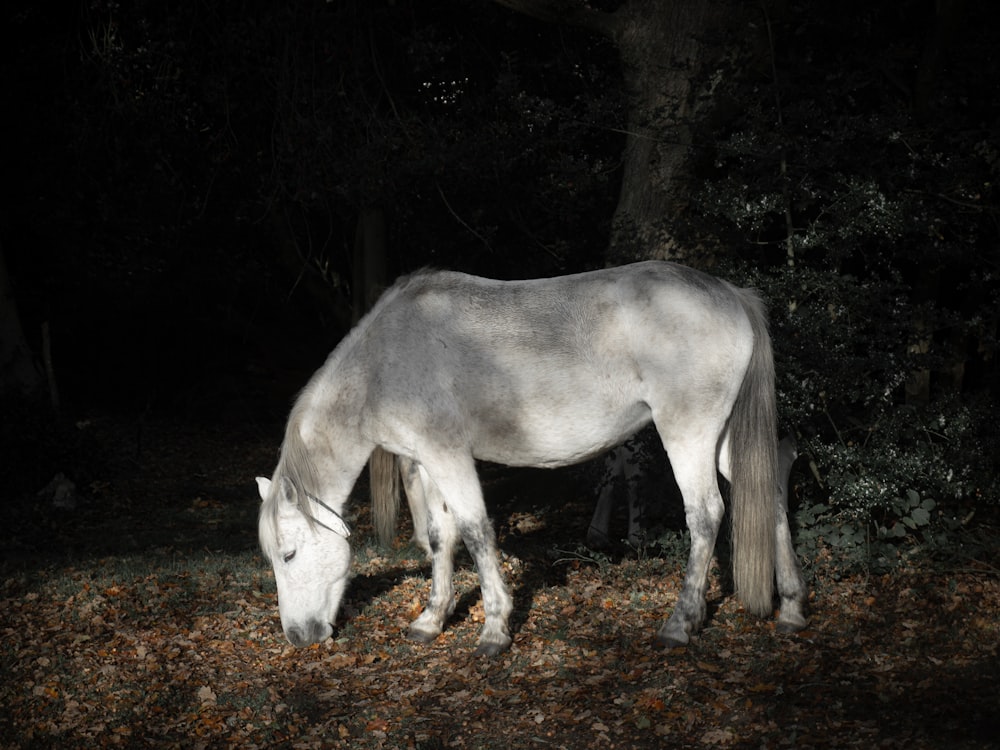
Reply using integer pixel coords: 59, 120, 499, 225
2, 416, 997, 749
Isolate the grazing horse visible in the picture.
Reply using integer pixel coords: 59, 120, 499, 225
257, 262, 809, 656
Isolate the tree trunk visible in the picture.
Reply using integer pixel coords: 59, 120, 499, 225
493, 0, 751, 265
0, 243, 41, 396
609, 0, 729, 263
352, 208, 388, 324
267, 207, 353, 333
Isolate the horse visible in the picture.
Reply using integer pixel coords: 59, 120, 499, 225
257, 261, 809, 656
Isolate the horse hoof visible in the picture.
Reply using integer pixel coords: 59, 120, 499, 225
586, 532, 611, 550
474, 638, 512, 658
776, 618, 808, 634
654, 620, 691, 650
776, 604, 809, 633
654, 634, 687, 650
407, 627, 439, 645
654, 623, 691, 650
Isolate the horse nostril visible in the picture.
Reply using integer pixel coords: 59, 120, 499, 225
310, 620, 333, 643
285, 621, 332, 648
285, 626, 309, 648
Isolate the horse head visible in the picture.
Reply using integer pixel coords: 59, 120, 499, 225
257, 476, 352, 647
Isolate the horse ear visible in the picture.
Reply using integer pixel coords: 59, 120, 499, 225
255, 477, 271, 502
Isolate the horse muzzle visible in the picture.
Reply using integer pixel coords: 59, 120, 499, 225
284, 619, 333, 648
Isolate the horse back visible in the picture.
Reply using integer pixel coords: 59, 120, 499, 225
341, 262, 754, 466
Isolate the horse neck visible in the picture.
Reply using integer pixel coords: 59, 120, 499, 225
284, 376, 371, 511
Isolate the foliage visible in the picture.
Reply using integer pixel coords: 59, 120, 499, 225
676, 0, 1000, 569
61, 0, 621, 281
759, 262, 999, 570
5, 0, 624, 414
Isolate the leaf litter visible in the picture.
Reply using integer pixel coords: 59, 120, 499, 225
1, 416, 998, 748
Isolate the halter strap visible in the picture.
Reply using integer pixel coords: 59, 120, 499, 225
305, 493, 352, 538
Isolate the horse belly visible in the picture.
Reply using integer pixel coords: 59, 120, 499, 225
471, 393, 651, 469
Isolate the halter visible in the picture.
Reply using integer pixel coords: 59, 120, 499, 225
305, 493, 352, 538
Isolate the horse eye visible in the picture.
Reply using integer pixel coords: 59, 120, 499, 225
282, 550, 296, 564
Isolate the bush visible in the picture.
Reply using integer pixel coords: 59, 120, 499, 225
680, 0, 1000, 570
717, 238, 999, 573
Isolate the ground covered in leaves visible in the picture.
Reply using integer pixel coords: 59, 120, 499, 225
2, 415, 998, 749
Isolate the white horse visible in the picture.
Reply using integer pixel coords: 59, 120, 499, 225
257, 261, 808, 656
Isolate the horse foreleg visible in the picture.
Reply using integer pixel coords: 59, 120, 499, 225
774, 436, 808, 632
589, 440, 646, 549
407, 465, 458, 644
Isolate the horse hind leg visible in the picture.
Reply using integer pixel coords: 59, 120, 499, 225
399, 457, 431, 557
459, 512, 514, 656
655, 435, 725, 649
716, 432, 809, 634
774, 436, 808, 632
407, 464, 460, 644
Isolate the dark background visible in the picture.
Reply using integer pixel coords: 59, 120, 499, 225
2, 0, 998, 532
3, 0, 621, 419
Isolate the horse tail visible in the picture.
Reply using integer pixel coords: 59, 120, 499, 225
370, 446, 401, 547
728, 288, 778, 618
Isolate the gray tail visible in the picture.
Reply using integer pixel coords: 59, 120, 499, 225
728, 289, 778, 617
370, 446, 401, 547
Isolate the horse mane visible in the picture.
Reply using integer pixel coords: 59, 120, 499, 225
279, 408, 323, 505
260, 273, 429, 556
259, 270, 438, 558
258, 406, 325, 557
